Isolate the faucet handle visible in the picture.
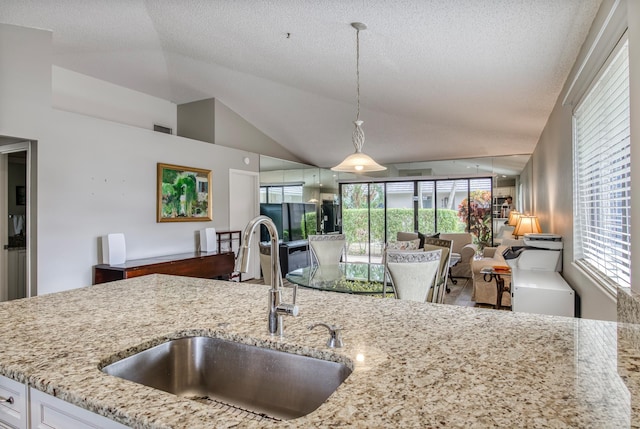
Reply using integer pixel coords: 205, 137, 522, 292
308, 322, 344, 348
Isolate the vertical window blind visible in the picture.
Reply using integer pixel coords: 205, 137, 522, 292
573, 38, 630, 291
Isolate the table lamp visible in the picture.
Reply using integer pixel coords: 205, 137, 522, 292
507, 211, 521, 227
513, 215, 542, 238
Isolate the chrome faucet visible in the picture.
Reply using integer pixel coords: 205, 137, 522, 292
235, 215, 299, 336
308, 323, 343, 348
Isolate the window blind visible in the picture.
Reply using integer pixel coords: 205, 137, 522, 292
573, 38, 630, 291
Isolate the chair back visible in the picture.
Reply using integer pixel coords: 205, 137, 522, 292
258, 243, 273, 285
422, 238, 453, 303
308, 234, 346, 266
384, 249, 442, 303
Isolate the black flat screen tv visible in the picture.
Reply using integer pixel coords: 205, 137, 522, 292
259, 203, 317, 242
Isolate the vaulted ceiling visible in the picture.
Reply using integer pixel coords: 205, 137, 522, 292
1, 0, 602, 173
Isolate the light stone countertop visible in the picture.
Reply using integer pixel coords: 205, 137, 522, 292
0, 274, 633, 428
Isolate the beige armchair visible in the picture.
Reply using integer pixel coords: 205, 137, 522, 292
438, 233, 477, 280
470, 245, 511, 307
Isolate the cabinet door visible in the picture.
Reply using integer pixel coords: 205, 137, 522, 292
0, 375, 27, 429
30, 389, 129, 429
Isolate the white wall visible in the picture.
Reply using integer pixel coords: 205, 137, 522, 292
38, 110, 258, 294
527, 0, 634, 321
52, 67, 177, 133
0, 24, 51, 140
214, 99, 303, 163
1, 23, 266, 295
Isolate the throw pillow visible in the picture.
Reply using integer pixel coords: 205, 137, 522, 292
386, 239, 421, 251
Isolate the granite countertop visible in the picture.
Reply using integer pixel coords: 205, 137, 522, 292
0, 274, 634, 428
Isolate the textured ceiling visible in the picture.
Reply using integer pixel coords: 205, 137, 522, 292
1, 0, 602, 171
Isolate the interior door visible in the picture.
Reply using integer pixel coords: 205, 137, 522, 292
229, 169, 260, 280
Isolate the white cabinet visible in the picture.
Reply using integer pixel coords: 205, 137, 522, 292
0, 375, 28, 429
511, 269, 575, 317
1, 375, 130, 429
30, 389, 130, 429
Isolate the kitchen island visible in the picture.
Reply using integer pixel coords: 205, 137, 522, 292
0, 274, 634, 428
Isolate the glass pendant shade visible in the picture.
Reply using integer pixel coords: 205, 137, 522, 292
331, 150, 387, 172
332, 120, 386, 172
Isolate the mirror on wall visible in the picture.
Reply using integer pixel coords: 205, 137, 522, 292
258, 154, 531, 237
259, 156, 347, 237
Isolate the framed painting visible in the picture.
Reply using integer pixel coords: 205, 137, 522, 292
157, 163, 212, 222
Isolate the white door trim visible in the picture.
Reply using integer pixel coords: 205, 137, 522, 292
0, 141, 30, 301
229, 169, 260, 280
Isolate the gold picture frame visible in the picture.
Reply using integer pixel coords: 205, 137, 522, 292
157, 163, 212, 222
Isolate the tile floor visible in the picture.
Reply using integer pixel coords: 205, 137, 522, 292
445, 277, 512, 310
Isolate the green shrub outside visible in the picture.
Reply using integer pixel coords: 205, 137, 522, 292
341, 208, 465, 247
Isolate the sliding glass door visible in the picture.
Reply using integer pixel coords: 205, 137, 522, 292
417, 181, 435, 234
385, 181, 415, 245
435, 180, 468, 233
341, 183, 385, 263
340, 177, 495, 261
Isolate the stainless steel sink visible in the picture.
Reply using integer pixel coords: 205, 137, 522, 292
101, 336, 352, 421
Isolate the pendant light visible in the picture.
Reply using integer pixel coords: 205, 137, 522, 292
331, 22, 387, 173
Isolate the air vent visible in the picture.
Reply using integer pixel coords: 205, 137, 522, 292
153, 124, 173, 134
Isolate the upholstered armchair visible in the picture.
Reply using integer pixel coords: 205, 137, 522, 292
438, 233, 477, 280
470, 245, 511, 307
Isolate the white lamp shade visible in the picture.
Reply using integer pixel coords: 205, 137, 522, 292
513, 216, 542, 237
507, 211, 521, 226
331, 151, 386, 173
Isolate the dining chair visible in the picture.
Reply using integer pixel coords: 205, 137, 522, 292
259, 242, 274, 285
308, 234, 346, 266
384, 249, 442, 303
422, 237, 453, 303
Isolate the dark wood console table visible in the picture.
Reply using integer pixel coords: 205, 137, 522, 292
93, 251, 236, 285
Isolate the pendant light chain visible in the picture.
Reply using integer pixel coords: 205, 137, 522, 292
352, 27, 365, 153
356, 28, 360, 122
331, 22, 386, 172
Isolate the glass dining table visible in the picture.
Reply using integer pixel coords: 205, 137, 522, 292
285, 262, 392, 295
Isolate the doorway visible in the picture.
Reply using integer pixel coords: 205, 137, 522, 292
229, 169, 260, 280
1, 138, 34, 301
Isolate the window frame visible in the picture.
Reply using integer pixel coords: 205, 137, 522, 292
572, 34, 630, 294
